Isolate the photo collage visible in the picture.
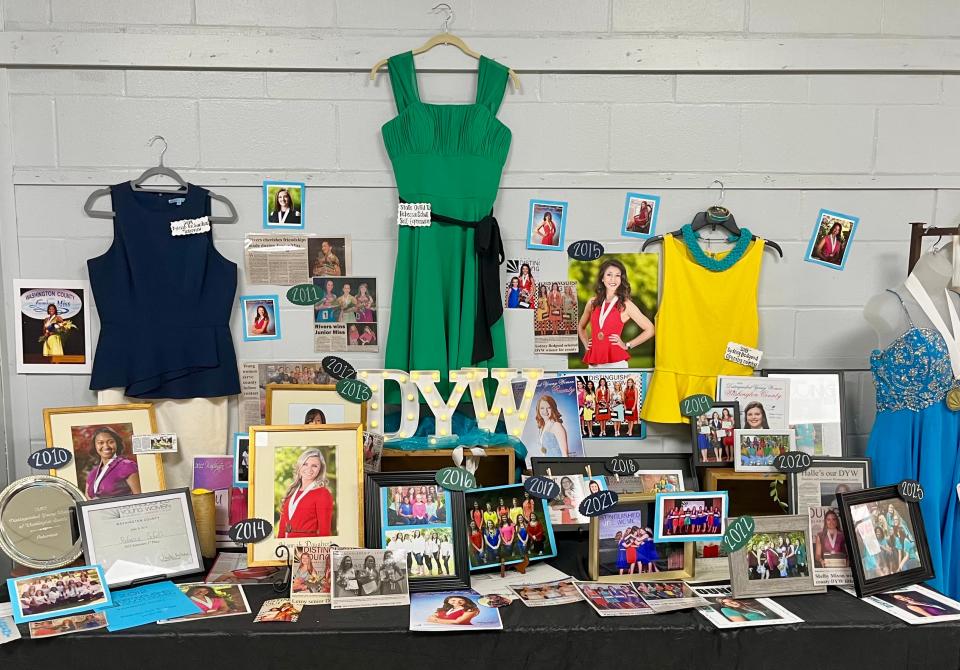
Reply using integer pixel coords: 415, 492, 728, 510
380, 484, 457, 580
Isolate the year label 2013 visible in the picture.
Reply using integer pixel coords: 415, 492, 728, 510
578, 491, 619, 517
336, 378, 372, 404
435, 467, 477, 492
228, 518, 273, 544
524, 476, 560, 500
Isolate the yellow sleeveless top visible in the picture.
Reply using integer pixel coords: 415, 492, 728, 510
641, 234, 764, 424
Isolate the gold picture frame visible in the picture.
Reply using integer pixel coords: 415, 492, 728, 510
265, 383, 367, 428
588, 493, 695, 582
248, 423, 364, 567
43, 404, 164, 497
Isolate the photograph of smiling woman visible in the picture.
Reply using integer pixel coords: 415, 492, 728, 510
84, 426, 141, 499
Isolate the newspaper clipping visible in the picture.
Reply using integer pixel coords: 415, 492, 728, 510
244, 235, 352, 286
533, 280, 579, 354
239, 361, 335, 432
313, 276, 379, 353
291, 545, 332, 606
330, 548, 409, 610
808, 505, 853, 586
690, 583, 803, 629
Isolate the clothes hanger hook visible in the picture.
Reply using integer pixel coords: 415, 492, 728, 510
431, 3, 453, 33
147, 135, 168, 168
710, 179, 725, 207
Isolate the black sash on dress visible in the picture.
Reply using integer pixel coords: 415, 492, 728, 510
399, 200, 505, 364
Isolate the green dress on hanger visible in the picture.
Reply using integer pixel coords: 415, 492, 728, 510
382, 51, 511, 389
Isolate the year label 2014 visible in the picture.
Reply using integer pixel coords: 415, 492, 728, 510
228, 518, 273, 544
27, 447, 72, 470
567, 240, 604, 261
435, 467, 478, 492
524, 476, 560, 500
774, 451, 812, 474
679, 394, 713, 418
578, 490, 619, 517
286, 283, 324, 306
898, 479, 924, 503
336, 378, 372, 404
605, 457, 638, 476
322, 355, 356, 381
722, 515, 755, 553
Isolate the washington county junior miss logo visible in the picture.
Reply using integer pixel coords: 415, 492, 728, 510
20, 288, 84, 320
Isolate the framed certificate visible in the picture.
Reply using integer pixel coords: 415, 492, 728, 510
77, 488, 204, 588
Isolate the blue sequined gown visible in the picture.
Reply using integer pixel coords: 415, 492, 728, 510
867, 292, 960, 598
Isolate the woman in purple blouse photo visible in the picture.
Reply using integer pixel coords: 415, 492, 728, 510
84, 427, 140, 499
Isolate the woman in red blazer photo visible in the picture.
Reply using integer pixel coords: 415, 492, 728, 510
277, 448, 335, 538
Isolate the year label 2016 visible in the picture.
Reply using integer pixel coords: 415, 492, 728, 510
774, 451, 812, 474
435, 467, 477, 492
286, 283, 324, 306
578, 490, 619, 517
228, 518, 273, 544
567, 240, 604, 261
524, 476, 560, 500
722, 515, 755, 553
679, 394, 713, 418
322, 355, 356, 381
605, 457, 638, 476
898, 479, 924, 503
27, 447, 72, 470
336, 378, 372, 404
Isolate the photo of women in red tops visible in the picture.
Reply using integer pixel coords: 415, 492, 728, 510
276, 446, 337, 539
577, 259, 654, 369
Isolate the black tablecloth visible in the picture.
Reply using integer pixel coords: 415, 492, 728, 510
4, 539, 960, 669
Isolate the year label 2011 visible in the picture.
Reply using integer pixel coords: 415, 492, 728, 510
322, 355, 356, 381
567, 240, 604, 261
898, 479, 924, 503
228, 518, 273, 544
524, 476, 560, 500
27, 447, 72, 470
336, 378, 373, 404
285, 283, 324, 306
679, 394, 713, 418
578, 490, 619, 517
435, 467, 477, 492
722, 515, 755, 553
774, 451, 812, 474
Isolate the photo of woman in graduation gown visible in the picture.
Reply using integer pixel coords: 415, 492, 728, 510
277, 448, 334, 538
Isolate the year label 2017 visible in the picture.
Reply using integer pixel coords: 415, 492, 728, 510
578, 490, 619, 517
774, 451, 812, 474
228, 518, 273, 544
435, 467, 477, 492
567, 240, 604, 261
524, 476, 560, 500
322, 355, 356, 381
605, 457, 638, 476
898, 479, 924, 503
722, 515, 755, 553
336, 378, 372, 404
27, 447, 72, 470
679, 394, 713, 418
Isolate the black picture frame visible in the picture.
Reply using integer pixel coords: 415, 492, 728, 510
761, 369, 847, 457
837, 485, 934, 597
76, 487, 204, 588
363, 471, 470, 593
689, 401, 740, 468
788, 456, 872, 514
531, 454, 699, 491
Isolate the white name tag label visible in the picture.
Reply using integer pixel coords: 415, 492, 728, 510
170, 216, 211, 236
132, 433, 179, 454
724, 341, 763, 368
398, 202, 431, 227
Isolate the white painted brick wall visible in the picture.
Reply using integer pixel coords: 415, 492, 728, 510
5, 1, 960, 477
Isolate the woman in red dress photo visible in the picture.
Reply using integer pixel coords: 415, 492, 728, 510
277, 448, 334, 538
577, 259, 654, 369
534, 211, 557, 247
517, 263, 535, 309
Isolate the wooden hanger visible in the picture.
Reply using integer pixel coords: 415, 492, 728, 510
641, 180, 783, 257
369, 4, 520, 90
83, 136, 238, 224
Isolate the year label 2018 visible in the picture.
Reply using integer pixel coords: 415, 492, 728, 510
228, 518, 273, 544
578, 491, 619, 517
336, 378, 372, 404
435, 467, 477, 492
605, 457, 638, 475
722, 515, 755, 553
27, 447, 72, 470
524, 476, 560, 500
